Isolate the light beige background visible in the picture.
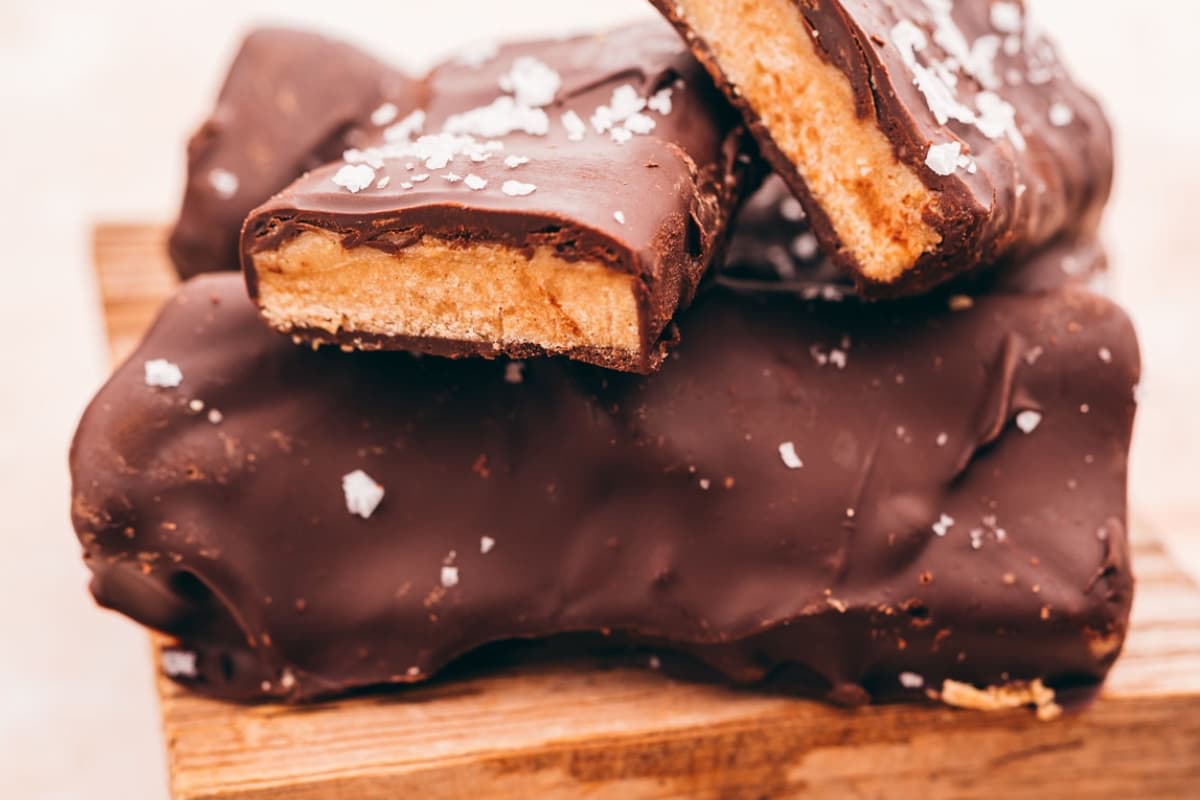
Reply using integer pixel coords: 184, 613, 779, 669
1, 2, 1196, 797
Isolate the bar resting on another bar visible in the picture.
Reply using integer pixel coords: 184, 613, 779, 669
241, 22, 752, 374
649, 0, 1114, 296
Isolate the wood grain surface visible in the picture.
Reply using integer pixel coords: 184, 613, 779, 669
94, 225, 1200, 800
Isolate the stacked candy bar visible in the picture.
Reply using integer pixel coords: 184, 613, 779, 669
72, 3, 1139, 718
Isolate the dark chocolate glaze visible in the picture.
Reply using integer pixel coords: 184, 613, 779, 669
724, 174, 1109, 296
168, 27, 424, 279
649, 0, 1114, 297
242, 22, 756, 374
71, 271, 1138, 705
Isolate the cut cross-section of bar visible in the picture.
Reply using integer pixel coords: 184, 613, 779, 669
650, 0, 1114, 295
242, 22, 751, 374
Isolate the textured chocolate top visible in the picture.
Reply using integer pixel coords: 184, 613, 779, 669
243, 22, 753, 373
651, 0, 1114, 296
724, 175, 1109, 296
71, 272, 1138, 705
168, 27, 424, 279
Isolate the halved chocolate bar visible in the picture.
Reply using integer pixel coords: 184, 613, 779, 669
169, 27, 424, 279
71, 269, 1138, 708
649, 0, 1113, 295
241, 22, 753, 374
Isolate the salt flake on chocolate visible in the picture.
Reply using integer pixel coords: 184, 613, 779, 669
502, 180, 537, 197
145, 359, 183, 388
778, 441, 804, 470
1049, 102, 1074, 127
647, 87, 674, 115
504, 155, 530, 169
440, 565, 460, 588
383, 109, 426, 143
456, 39, 499, 69
561, 110, 586, 142
613, 210, 626, 225
443, 97, 549, 138
926, 142, 964, 175
342, 470, 385, 519
208, 168, 239, 199
480, 536, 496, 554
499, 57, 562, 108
990, 2, 1023, 34
1016, 410, 1043, 434
932, 514, 955, 536
464, 174, 488, 191
370, 102, 399, 127
332, 164, 376, 193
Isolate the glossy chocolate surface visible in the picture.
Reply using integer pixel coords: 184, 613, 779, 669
71, 272, 1138, 704
169, 27, 424, 278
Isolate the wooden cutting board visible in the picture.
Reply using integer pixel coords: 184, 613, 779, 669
93, 224, 1200, 800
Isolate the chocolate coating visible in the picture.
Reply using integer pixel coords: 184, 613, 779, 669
724, 174, 1109, 296
169, 27, 424, 278
242, 21, 755, 374
71, 272, 1138, 705
650, 0, 1114, 296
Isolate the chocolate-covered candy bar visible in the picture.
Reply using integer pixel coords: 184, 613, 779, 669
242, 22, 753, 374
649, 0, 1113, 296
169, 28, 424, 279
725, 175, 1109, 296
71, 271, 1138, 709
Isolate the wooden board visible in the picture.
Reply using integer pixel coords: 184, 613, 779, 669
93, 225, 1200, 800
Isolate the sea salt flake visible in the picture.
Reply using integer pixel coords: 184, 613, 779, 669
780, 197, 805, 222
504, 362, 525, 384
1025, 345, 1044, 365
161, 650, 198, 679
1049, 102, 1074, 127
443, 97, 549, 138
828, 349, 848, 370
376, 176, 391, 190
464, 174, 488, 191
926, 142, 963, 176
207, 408, 224, 425
498, 56, 562, 107
778, 441, 804, 470
188, 399, 204, 413
969, 529, 985, 550
932, 514, 955, 537
383, 109, 426, 143
504, 155, 530, 169
370, 102, 399, 127
611, 128, 634, 145
502, 180, 537, 197
561, 110, 586, 142
936, 432, 949, 447
647, 88, 674, 115
456, 39, 499, 68
791, 232, 821, 261
412, 174, 430, 183
613, 210, 626, 225
440, 565, 460, 588
480, 536, 496, 554
698, 478, 712, 491
342, 470, 385, 519
145, 359, 183, 388
332, 164, 376, 193
899, 671, 925, 689
990, 2, 1023, 34
443, 172, 463, 183
623, 112, 656, 135
1016, 410, 1043, 434
208, 168, 239, 199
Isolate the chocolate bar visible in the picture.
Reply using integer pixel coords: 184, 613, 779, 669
241, 22, 753, 374
724, 175, 1109, 296
169, 28, 424, 279
649, 0, 1113, 296
71, 270, 1138, 709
